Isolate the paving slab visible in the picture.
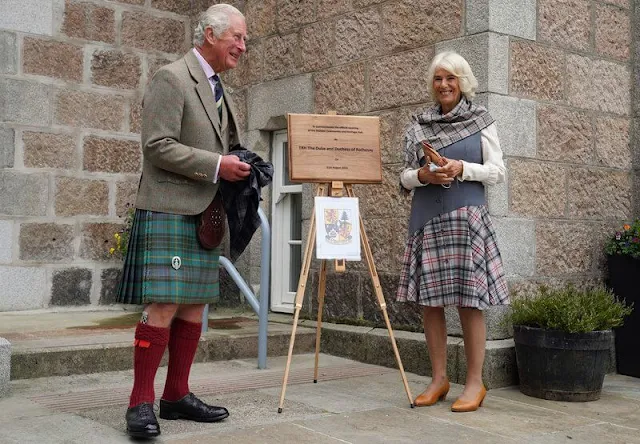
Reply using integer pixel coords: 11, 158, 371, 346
0, 354, 638, 443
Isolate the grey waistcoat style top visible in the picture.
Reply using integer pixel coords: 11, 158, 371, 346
408, 132, 486, 234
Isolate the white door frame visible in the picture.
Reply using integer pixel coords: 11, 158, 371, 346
270, 130, 302, 313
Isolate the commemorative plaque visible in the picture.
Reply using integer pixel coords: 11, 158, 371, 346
287, 113, 382, 183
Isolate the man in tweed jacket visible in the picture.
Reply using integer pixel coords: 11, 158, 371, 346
118, 4, 250, 439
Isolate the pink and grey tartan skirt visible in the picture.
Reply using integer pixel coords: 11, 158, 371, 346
396, 205, 509, 309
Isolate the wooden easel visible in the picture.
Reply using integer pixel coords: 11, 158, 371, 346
277, 180, 414, 412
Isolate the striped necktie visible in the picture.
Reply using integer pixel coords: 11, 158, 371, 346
212, 74, 223, 119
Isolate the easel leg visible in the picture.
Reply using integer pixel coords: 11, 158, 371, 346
347, 185, 415, 408
278, 185, 325, 413
314, 259, 327, 383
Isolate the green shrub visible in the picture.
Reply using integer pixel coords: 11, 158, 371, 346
509, 285, 633, 333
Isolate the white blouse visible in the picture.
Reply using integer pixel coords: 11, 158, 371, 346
400, 123, 506, 190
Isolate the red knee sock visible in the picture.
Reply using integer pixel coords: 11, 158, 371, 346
128, 322, 170, 408
161, 318, 202, 402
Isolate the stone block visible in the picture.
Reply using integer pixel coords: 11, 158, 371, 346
0, 266, 47, 310
83, 136, 141, 173
23, 131, 76, 169
91, 49, 141, 89
99, 268, 122, 305
510, 41, 565, 102
129, 98, 142, 134
368, 47, 433, 111
147, 56, 174, 82
536, 221, 610, 275
299, 22, 333, 73
486, 94, 536, 158
318, 0, 351, 19
54, 89, 125, 131
150, 0, 191, 14
538, 0, 590, 51
55, 177, 109, 217
245, 0, 276, 38
0, 338, 9, 398
360, 218, 409, 276
382, 0, 462, 52
0, 31, 17, 74
509, 160, 566, 218
23, 38, 83, 82
312, 271, 361, 321
566, 54, 630, 115
436, 32, 508, 95
320, 323, 371, 363
336, 10, 381, 64
354, 165, 411, 220
361, 273, 423, 328
491, 217, 535, 279
0, 221, 13, 264
224, 41, 264, 89
121, 11, 186, 54
0, 0, 54, 35
466, 0, 536, 40
487, 177, 508, 217
228, 88, 247, 134
116, 180, 138, 218
19, 223, 74, 262
568, 168, 631, 219
537, 105, 592, 164
262, 34, 299, 82
595, 117, 631, 169
314, 63, 367, 114
353, 0, 385, 6
276, 0, 315, 33
248, 75, 313, 130
62, 1, 115, 43
0, 79, 50, 126
0, 128, 15, 168
80, 223, 124, 261
50, 268, 92, 306
0, 171, 48, 217
595, 3, 631, 61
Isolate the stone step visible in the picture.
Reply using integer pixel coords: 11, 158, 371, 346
311, 321, 517, 389
10, 328, 317, 380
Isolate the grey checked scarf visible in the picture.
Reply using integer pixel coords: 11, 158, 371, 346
403, 97, 495, 170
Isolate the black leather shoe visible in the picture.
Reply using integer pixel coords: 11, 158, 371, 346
126, 403, 160, 439
159, 393, 229, 422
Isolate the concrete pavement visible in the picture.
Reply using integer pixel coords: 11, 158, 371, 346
0, 353, 639, 443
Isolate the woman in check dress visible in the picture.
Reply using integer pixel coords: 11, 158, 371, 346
396, 51, 509, 412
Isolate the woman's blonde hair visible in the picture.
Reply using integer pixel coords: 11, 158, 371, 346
426, 51, 479, 101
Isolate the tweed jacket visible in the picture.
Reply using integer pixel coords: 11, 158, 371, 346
135, 50, 242, 215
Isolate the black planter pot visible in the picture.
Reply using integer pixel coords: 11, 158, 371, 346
607, 254, 640, 378
513, 325, 612, 401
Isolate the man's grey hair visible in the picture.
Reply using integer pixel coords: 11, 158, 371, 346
426, 51, 479, 101
193, 4, 244, 47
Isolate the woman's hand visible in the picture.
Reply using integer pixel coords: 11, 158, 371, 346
417, 166, 454, 185
437, 158, 463, 179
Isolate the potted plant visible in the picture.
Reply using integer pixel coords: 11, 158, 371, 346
605, 219, 640, 377
509, 284, 632, 401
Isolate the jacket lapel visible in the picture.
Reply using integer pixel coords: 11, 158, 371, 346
185, 51, 223, 143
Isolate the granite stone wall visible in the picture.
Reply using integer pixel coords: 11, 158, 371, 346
0, 0, 637, 324
0, 0, 192, 310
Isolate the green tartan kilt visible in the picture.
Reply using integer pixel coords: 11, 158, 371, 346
116, 209, 220, 305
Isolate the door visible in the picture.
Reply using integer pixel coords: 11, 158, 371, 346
270, 130, 303, 313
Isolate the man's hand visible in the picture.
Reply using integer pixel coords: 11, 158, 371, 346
219, 154, 250, 181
